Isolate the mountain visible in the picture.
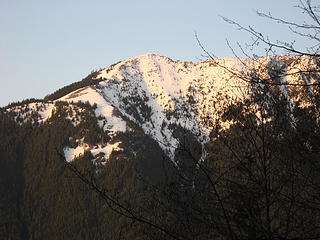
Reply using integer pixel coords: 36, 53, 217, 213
1, 53, 319, 239
3, 54, 317, 163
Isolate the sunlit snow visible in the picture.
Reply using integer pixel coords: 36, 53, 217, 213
63, 142, 122, 163
6, 53, 316, 161
59, 86, 126, 133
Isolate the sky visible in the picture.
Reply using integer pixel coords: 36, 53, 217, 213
0, 0, 307, 107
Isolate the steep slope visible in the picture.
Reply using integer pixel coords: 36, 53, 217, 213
58, 53, 248, 160
4, 53, 319, 163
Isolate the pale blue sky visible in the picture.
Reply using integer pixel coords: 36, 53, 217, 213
1, 0, 305, 106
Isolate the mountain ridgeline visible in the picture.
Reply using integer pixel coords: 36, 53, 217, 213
1, 54, 320, 239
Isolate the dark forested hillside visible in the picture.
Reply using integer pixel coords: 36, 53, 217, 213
0, 111, 27, 239
0, 102, 169, 240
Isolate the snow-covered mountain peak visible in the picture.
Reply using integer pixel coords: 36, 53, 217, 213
96, 53, 245, 100
84, 54, 256, 158
5, 54, 319, 163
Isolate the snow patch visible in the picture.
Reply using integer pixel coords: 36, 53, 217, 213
63, 142, 122, 163
63, 145, 87, 162
91, 142, 122, 159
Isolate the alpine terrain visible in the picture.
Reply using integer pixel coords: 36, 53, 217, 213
1, 53, 320, 239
